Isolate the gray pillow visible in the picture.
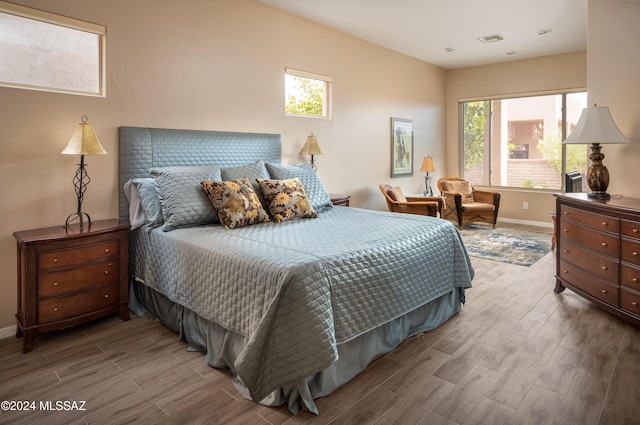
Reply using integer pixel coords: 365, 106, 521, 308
265, 162, 332, 212
150, 164, 222, 231
221, 160, 270, 208
131, 178, 163, 232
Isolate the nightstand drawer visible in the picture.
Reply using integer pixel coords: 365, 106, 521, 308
559, 259, 619, 306
559, 239, 619, 283
37, 259, 119, 297
38, 284, 119, 324
560, 220, 619, 257
38, 239, 119, 270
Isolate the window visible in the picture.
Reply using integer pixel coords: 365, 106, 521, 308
285, 68, 331, 118
461, 91, 588, 191
0, 1, 105, 96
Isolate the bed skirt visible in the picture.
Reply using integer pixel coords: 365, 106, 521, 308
129, 279, 463, 415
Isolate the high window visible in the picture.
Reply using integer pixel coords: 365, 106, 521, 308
0, 1, 105, 96
461, 91, 588, 191
285, 68, 331, 118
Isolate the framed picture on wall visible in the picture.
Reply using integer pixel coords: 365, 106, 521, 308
391, 117, 413, 177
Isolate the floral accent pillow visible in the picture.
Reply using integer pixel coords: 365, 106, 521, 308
257, 177, 318, 222
201, 178, 270, 229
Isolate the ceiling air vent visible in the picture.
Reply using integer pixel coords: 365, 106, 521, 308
478, 34, 505, 43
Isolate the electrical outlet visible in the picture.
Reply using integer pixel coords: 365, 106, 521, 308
523, 202, 529, 210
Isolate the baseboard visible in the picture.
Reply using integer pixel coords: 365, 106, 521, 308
498, 217, 554, 229
0, 325, 16, 340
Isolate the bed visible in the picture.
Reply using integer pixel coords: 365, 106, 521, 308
119, 126, 474, 415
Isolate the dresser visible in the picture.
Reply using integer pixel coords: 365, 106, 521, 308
554, 193, 640, 326
14, 219, 130, 352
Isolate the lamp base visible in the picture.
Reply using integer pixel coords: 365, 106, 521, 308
587, 191, 611, 200
586, 144, 611, 201
424, 173, 433, 197
65, 212, 92, 230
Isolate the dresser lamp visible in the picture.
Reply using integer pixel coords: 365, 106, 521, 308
61, 116, 107, 229
563, 105, 630, 199
299, 132, 323, 170
419, 156, 436, 196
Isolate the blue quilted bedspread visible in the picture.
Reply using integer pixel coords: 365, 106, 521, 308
130, 206, 473, 402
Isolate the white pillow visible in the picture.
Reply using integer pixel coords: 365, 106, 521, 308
123, 179, 145, 230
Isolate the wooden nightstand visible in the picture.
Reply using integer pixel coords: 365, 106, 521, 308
330, 193, 351, 207
14, 219, 130, 353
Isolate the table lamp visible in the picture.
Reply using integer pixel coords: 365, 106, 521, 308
299, 132, 323, 170
563, 105, 630, 199
420, 156, 436, 196
61, 116, 107, 229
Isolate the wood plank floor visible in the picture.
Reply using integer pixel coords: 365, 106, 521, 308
1, 224, 639, 424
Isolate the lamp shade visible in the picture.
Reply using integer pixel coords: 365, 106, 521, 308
563, 106, 631, 145
299, 134, 324, 156
61, 116, 107, 155
419, 156, 436, 172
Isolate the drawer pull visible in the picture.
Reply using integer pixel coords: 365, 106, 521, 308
563, 249, 569, 253
53, 258, 58, 263
563, 270, 569, 274
602, 222, 608, 226
633, 302, 638, 306
601, 289, 608, 294
53, 307, 58, 311
602, 242, 608, 247
563, 229, 569, 233
104, 294, 109, 298
602, 266, 608, 270
633, 228, 639, 233
104, 270, 109, 275
53, 282, 58, 286
105, 248, 109, 253
564, 211, 569, 215
633, 251, 638, 256
633, 277, 639, 282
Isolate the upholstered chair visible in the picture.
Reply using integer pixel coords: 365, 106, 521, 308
436, 177, 500, 229
379, 184, 443, 217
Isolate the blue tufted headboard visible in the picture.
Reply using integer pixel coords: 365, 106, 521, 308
118, 126, 282, 222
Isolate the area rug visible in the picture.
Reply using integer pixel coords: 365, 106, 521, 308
458, 224, 552, 266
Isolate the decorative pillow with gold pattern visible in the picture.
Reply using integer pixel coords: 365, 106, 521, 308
201, 178, 270, 229
257, 177, 318, 222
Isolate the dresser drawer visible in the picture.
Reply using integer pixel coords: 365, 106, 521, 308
38, 239, 119, 270
620, 287, 640, 317
559, 259, 619, 306
559, 239, 619, 283
621, 238, 640, 267
559, 219, 619, 258
622, 220, 640, 241
37, 284, 119, 324
37, 259, 119, 297
560, 204, 620, 234
621, 263, 640, 290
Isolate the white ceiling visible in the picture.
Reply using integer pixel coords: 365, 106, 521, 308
259, 0, 588, 69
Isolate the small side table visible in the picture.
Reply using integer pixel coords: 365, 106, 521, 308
330, 193, 351, 207
14, 219, 130, 353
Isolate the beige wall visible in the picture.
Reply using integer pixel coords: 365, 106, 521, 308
587, 0, 640, 198
0, 0, 446, 329
445, 51, 588, 225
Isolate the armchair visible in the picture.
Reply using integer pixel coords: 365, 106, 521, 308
437, 177, 500, 229
379, 184, 443, 217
